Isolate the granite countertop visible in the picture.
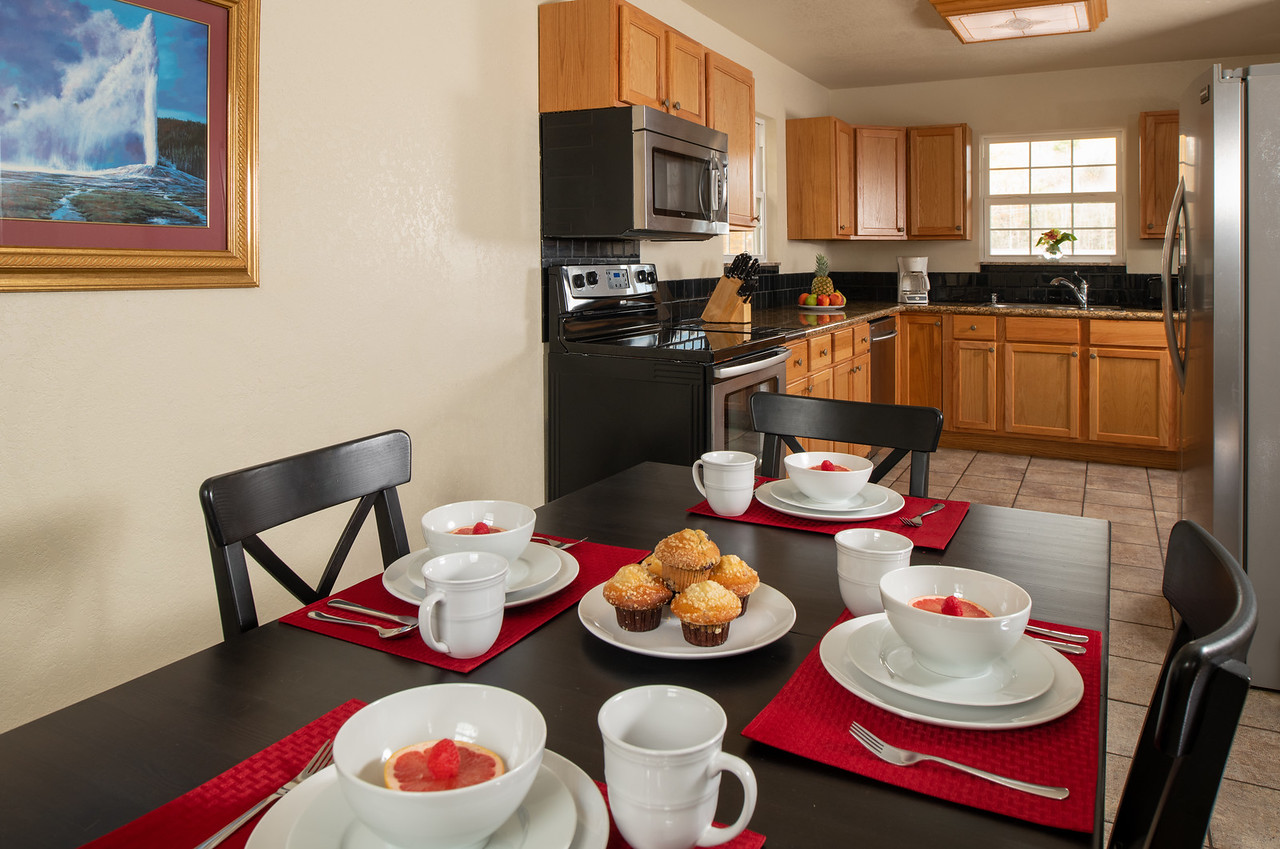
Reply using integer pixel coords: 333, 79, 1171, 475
753, 301, 1162, 341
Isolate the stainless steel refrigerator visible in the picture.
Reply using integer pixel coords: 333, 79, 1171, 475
1163, 62, 1280, 690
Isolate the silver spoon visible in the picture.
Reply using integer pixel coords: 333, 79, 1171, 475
307, 610, 417, 638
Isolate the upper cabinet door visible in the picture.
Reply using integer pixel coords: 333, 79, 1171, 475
706, 51, 755, 229
618, 4, 665, 111
908, 124, 971, 239
665, 29, 705, 125
853, 126, 907, 238
1140, 110, 1179, 239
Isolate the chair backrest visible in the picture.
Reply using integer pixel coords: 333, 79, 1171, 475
200, 430, 413, 640
748, 392, 943, 497
1109, 520, 1257, 849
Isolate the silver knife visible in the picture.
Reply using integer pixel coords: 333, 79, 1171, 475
326, 599, 418, 626
1026, 624, 1089, 643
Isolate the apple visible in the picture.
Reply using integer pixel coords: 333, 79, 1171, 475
817, 294, 830, 307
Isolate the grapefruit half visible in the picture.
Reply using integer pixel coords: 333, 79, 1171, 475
383, 739, 506, 792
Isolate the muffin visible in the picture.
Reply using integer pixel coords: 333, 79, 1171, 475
653, 529, 721, 592
670, 580, 741, 647
710, 554, 759, 617
602, 564, 673, 632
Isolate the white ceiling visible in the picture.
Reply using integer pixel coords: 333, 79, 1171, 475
683, 0, 1280, 88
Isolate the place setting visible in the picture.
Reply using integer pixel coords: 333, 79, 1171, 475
281, 499, 649, 673
685, 450, 969, 549
744, 561, 1102, 833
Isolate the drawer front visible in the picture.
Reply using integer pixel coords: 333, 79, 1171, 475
1090, 319, 1166, 348
808, 333, 834, 371
952, 315, 997, 340
786, 340, 809, 383
1005, 316, 1081, 344
833, 328, 855, 362
853, 322, 872, 357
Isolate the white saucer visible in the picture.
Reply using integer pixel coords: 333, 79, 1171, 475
383, 545, 576, 609
846, 615, 1055, 707
770, 478, 889, 513
819, 617, 1084, 730
247, 756, 589, 849
755, 481, 905, 522
577, 582, 795, 659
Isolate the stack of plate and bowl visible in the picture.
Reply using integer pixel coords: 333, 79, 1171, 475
820, 565, 1086, 730
380, 500, 580, 609
754, 452, 906, 522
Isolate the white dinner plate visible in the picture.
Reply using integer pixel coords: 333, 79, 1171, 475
577, 582, 795, 659
819, 617, 1084, 730
247, 759, 579, 849
845, 615, 1055, 707
769, 478, 890, 513
383, 545, 576, 609
542, 750, 610, 849
798, 304, 847, 313
755, 481, 906, 522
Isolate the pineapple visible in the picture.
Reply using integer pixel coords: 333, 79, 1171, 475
811, 254, 834, 295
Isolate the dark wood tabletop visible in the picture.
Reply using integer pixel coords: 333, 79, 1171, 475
0, 462, 1111, 848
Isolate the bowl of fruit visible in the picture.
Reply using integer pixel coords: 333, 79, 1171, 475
421, 500, 536, 564
334, 683, 546, 849
799, 253, 847, 310
783, 451, 874, 504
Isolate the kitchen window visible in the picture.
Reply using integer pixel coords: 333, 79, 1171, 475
724, 117, 767, 258
981, 130, 1124, 263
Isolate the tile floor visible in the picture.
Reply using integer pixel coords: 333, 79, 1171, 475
877, 448, 1280, 848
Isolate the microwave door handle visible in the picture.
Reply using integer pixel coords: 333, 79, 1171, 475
1161, 175, 1187, 390
699, 160, 711, 220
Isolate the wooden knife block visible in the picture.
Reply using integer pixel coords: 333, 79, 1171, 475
701, 275, 751, 325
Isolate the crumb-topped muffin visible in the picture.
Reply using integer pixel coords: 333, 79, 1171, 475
670, 580, 741, 646
602, 564, 673, 632
710, 554, 759, 617
653, 529, 721, 592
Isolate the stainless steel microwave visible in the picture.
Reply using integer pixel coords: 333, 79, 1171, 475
540, 106, 730, 241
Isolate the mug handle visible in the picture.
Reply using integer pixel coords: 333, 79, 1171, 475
696, 752, 757, 847
692, 460, 708, 498
418, 591, 450, 654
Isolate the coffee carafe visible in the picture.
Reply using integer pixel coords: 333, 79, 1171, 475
897, 256, 930, 304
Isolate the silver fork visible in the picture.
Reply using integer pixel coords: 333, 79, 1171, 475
848, 722, 1069, 800
194, 739, 334, 848
532, 535, 587, 549
308, 610, 417, 638
899, 503, 946, 527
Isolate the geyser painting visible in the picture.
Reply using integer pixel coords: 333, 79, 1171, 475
0, 0, 209, 227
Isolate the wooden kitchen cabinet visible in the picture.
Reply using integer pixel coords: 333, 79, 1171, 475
1139, 110, 1179, 239
706, 51, 756, 230
785, 334, 835, 452
786, 117, 856, 239
1088, 320, 1175, 447
538, 0, 707, 125
832, 324, 872, 457
1003, 318, 1081, 440
853, 126, 907, 239
946, 316, 998, 432
908, 124, 971, 240
900, 314, 944, 411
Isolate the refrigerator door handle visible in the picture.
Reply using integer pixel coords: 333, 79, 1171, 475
1162, 174, 1188, 390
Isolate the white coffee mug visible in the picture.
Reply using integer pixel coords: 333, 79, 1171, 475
692, 451, 758, 517
599, 685, 757, 849
834, 528, 913, 616
419, 551, 508, 658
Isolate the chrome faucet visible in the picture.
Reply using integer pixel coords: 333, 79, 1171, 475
1051, 272, 1089, 309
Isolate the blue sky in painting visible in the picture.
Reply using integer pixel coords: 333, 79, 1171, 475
0, 0, 208, 124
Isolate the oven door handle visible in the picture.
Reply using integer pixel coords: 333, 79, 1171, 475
712, 348, 790, 380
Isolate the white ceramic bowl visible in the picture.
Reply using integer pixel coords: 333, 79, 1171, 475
421, 500, 536, 564
879, 565, 1032, 678
834, 528, 914, 616
783, 452, 874, 504
334, 683, 546, 849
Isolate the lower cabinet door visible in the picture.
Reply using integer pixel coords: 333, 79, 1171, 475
948, 341, 998, 432
1088, 346, 1173, 447
1004, 342, 1080, 439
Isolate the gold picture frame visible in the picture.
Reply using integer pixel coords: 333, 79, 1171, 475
0, 0, 259, 292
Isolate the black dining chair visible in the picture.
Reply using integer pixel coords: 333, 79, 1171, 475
1108, 520, 1257, 849
199, 429, 413, 640
748, 392, 943, 498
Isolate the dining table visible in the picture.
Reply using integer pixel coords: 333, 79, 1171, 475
0, 461, 1111, 849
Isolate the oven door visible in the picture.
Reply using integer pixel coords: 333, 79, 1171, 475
636, 129, 729, 237
711, 348, 789, 458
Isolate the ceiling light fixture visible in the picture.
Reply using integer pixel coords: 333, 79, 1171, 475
928, 0, 1108, 44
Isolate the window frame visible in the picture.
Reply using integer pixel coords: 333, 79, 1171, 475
979, 127, 1126, 265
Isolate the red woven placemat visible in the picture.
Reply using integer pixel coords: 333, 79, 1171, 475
596, 782, 766, 849
79, 700, 364, 849
281, 539, 648, 672
689, 480, 969, 550
743, 613, 1101, 832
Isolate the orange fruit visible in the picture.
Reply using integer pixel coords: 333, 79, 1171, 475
383, 739, 506, 792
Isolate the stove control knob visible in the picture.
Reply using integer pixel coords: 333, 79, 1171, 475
634, 269, 650, 284
585, 271, 599, 287
571, 273, 586, 289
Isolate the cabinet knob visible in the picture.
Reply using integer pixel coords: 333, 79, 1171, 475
821, 348, 829, 356
1090, 352, 1098, 359
955, 225, 962, 231
934, 321, 941, 326
672, 101, 682, 111
898, 226, 905, 232
989, 346, 995, 353
663, 98, 670, 108
970, 324, 977, 331
1071, 351, 1079, 357
795, 358, 803, 366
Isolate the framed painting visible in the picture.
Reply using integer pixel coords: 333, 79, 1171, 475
0, 0, 258, 291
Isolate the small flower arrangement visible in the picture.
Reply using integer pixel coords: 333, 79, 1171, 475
1035, 228, 1077, 257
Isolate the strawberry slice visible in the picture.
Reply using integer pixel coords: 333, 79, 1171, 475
427, 738, 460, 779
941, 595, 964, 617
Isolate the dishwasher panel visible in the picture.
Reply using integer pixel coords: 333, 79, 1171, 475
869, 316, 898, 405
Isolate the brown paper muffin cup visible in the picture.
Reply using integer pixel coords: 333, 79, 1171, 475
680, 620, 732, 647
665, 565, 714, 593
614, 605, 663, 632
